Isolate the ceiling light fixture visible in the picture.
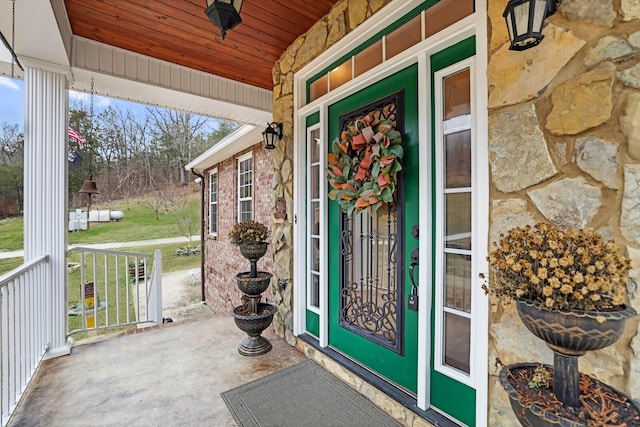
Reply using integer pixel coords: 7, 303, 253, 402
204, 0, 244, 40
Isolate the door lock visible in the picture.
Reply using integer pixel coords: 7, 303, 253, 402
410, 247, 419, 264
408, 285, 418, 311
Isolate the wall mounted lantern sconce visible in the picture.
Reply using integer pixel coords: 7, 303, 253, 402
262, 122, 283, 150
503, 0, 558, 51
204, 0, 243, 40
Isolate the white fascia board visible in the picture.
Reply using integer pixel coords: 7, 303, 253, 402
185, 124, 263, 173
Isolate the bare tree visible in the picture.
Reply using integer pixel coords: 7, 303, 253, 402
0, 122, 24, 217
145, 191, 166, 221
0, 122, 23, 164
147, 108, 209, 185
163, 185, 189, 210
64, 99, 239, 212
170, 186, 199, 249
98, 107, 155, 204
174, 211, 199, 248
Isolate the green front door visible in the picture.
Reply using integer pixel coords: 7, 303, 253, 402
327, 64, 419, 393
325, 39, 479, 425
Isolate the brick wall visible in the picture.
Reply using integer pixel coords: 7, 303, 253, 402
202, 142, 274, 313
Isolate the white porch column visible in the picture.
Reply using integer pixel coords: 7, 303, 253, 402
23, 60, 72, 358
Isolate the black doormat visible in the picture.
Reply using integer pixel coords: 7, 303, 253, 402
221, 360, 402, 427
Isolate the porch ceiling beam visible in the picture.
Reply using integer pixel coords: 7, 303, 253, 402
11, 0, 72, 71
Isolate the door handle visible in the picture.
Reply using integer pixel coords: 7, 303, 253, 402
409, 262, 418, 289
409, 248, 419, 288
408, 247, 419, 311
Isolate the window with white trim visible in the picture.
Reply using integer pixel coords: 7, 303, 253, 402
237, 153, 253, 222
435, 64, 474, 379
209, 168, 218, 235
307, 128, 321, 310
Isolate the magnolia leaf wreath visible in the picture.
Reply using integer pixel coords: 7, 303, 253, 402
327, 115, 403, 216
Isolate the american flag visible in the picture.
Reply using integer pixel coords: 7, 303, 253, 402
68, 127, 85, 147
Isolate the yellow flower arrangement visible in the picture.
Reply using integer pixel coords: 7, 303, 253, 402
488, 222, 631, 312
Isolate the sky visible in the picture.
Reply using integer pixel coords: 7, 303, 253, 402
0, 75, 170, 131
0, 76, 24, 127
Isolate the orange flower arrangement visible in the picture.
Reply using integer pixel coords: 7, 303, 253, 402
326, 115, 403, 216
488, 222, 631, 312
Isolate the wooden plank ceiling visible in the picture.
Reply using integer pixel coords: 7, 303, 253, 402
65, 0, 338, 90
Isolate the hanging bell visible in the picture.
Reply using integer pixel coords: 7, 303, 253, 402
79, 179, 100, 195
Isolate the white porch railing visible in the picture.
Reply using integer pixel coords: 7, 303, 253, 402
0, 255, 50, 426
67, 248, 163, 335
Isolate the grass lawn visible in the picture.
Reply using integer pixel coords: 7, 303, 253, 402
0, 217, 24, 253
0, 193, 201, 252
0, 258, 23, 275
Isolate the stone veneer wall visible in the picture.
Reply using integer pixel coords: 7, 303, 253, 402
487, 0, 640, 424
269, 0, 393, 345
202, 143, 274, 314
271, 0, 640, 424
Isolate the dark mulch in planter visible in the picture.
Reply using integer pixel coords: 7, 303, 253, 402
508, 365, 640, 426
234, 304, 273, 316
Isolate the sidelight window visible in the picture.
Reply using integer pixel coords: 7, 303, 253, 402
435, 65, 474, 378
308, 127, 321, 310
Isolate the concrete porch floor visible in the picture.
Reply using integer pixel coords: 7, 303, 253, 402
10, 315, 306, 426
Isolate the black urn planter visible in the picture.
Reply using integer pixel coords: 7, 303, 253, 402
516, 299, 636, 356
516, 299, 636, 407
231, 303, 277, 356
235, 271, 272, 296
239, 243, 268, 276
231, 240, 274, 356
238, 243, 268, 262
500, 363, 640, 427
500, 363, 581, 427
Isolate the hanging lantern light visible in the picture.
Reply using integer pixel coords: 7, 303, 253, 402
204, 0, 244, 40
262, 122, 282, 150
503, 0, 558, 51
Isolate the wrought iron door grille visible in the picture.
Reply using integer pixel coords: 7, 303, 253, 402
338, 92, 404, 354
